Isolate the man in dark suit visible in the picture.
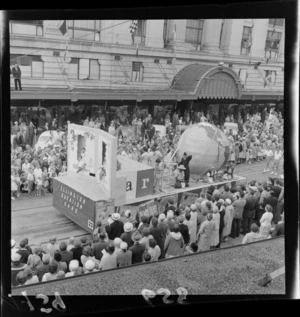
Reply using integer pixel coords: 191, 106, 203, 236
11, 63, 22, 90
178, 216, 190, 246
108, 213, 124, 240
149, 217, 165, 259
92, 233, 109, 261
263, 191, 279, 223
242, 187, 258, 235
178, 152, 192, 187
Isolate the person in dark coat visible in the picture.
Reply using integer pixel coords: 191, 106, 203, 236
70, 239, 83, 267
128, 231, 146, 264
216, 202, 225, 248
16, 240, 31, 264
149, 217, 165, 259
108, 213, 124, 240
11, 63, 22, 90
242, 187, 258, 235
92, 233, 109, 261
59, 242, 73, 268
178, 152, 192, 187
271, 216, 284, 237
263, 191, 279, 224
178, 216, 190, 246
120, 223, 134, 248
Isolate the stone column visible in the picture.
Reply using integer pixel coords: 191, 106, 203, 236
201, 19, 223, 53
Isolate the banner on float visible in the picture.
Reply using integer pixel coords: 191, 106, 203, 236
53, 179, 95, 233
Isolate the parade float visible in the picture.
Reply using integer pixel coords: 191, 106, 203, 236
53, 123, 246, 234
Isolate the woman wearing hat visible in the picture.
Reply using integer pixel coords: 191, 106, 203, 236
120, 222, 134, 248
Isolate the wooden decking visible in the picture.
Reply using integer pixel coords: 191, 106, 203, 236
11, 194, 88, 245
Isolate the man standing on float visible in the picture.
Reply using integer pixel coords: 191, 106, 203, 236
178, 152, 192, 187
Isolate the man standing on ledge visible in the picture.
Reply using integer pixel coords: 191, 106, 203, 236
11, 63, 22, 91
178, 152, 192, 187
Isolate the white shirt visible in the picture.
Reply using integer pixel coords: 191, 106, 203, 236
33, 168, 43, 185
22, 162, 31, 174
274, 150, 283, 160
260, 211, 273, 226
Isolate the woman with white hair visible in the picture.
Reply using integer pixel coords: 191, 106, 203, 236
260, 204, 273, 226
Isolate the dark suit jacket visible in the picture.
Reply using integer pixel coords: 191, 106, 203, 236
150, 226, 165, 248
263, 196, 278, 217
129, 243, 146, 264
108, 220, 124, 240
92, 241, 109, 261
12, 66, 21, 79
243, 195, 257, 218
179, 223, 190, 244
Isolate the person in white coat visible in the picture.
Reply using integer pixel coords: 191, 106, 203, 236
259, 204, 273, 226
197, 213, 216, 252
189, 204, 198, 244
210, 206, 220, 249
222, 199, 234, 242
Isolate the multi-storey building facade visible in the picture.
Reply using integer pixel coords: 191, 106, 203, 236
10, 19, 284, 128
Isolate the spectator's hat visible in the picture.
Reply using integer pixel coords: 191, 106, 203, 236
124, 210, 131, 218
190, 204, 197, 211
225, 199, 232, 205
158, 213, 166, 221
178, 165, 186, 170
124, 222, 133, 232
11, 253, 21, 262
85, 260, 95, 271
11, 239, 16, 248
69, 260, 79, 271
131, 231, 142, 242
42, 254, 51, 264
141, 215, 148, 223
112, 213, 120, 221
120, 242, 128, 250
219, 199, 225, 204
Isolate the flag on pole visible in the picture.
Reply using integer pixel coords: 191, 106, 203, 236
172, 23, 177, 40
129, 20, 138, 33
59, 20, 68, 36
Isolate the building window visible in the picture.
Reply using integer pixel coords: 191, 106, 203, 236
238, 69, 248, 85
185, 19, 204, 46
89, 59, 100, 80
68, 20, 101, 41
131, 20, 146, 45
68, 58, 79, 79
269, 19, 284, 27
264, 70, 277, 86
68, 58, 100, 80
241, 26, 252, 55
10, 54, 43, 77
132, 62, 144, 81
10, 20, 43, 36
265, 31, 281, 59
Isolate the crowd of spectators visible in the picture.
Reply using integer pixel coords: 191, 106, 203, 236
11, 107, 283, 200
11, 176, 284, 287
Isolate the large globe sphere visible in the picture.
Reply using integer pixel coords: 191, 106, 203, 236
176, 122, 230, 179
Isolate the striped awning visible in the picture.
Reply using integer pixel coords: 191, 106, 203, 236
170, 63, 243, 99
